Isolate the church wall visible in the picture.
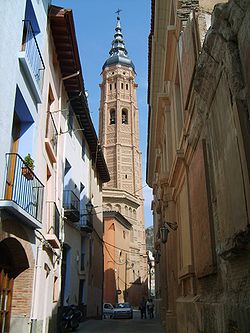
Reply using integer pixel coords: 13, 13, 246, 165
148, 0, 250, 332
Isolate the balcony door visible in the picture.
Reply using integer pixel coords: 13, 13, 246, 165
5, 114, 20, 200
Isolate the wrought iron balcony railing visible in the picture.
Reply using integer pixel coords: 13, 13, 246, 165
3, 153, 44, 223
21, 20, 45, 91
63, 190, 80, 222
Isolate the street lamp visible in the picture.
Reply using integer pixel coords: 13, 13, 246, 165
85, 200, 94, 232
159, 225, 169, 243
160, 221, 178, 244
85, 200, 93, 215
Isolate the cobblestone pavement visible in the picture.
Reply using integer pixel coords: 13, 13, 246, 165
77, 310, 165, 333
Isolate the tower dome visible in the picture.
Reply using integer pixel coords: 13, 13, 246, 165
102, 15, 135, 71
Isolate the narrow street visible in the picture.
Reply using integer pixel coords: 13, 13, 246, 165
77, 310, 165, 333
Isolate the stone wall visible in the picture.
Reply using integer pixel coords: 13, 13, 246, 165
177, 1, 250, 331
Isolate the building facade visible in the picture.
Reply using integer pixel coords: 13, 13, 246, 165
49, 5, 110, 321
0, 1, 58, 332
99, 15, 148, 306
147, 0, 250, 332
0, 2, 109, 332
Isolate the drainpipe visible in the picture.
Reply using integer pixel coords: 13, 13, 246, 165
30, 243, 42, 333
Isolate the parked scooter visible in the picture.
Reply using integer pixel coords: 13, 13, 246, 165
61, 304, 83, 332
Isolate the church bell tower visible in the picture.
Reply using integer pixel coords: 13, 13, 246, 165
99, 15, 141, 195
99, 14, 147, 305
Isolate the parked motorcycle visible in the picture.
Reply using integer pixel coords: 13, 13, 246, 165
60, 304, 83, 332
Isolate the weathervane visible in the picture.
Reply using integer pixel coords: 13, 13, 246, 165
115, 8, 122, 17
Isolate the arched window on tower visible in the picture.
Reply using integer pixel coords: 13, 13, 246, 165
115, 204, 121, 213
110, 109, 116, 124
122, 109, 128, 124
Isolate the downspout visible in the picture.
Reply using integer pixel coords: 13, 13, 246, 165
30, 243, 42, 333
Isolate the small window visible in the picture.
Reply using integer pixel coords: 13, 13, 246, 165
110, 109, 116, 124
123, 231, 126, 239
53, 276, 58, 302
110, 84, 112, 91
126, 84, 129, 90
125, 174, 128, 179
121, 83, 124, 89
122, 109, 128, 124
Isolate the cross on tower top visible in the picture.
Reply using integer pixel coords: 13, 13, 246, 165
115, 8, 122, 17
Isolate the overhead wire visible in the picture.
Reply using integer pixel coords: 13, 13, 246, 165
104, 242, 126, 266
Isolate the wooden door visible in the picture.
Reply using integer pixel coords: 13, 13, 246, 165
0, 270, 13, 333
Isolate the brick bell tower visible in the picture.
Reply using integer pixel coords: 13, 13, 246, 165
99, 14, 147, 304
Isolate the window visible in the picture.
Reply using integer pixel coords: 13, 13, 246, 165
126, 84, 129, 90
53, 276, 58, 302
121, 83, 124, 89
115, 204, 121, 213
46, 87, 57, 154
110, 84, 112, 91
122, 109, 128, 124
110, 109, 116, 124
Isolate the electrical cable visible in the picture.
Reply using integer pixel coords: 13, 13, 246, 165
104, 243, 126, 266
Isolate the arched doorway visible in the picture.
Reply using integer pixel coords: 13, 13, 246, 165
0, 238, 29, 333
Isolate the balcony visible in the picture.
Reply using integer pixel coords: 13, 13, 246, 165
19, 20, 45, 103
45, 201, 60, 248
0, 153, 44, 229
63, 190, 80, 222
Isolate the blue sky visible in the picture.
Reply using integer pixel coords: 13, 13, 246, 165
52, 0, 153, 227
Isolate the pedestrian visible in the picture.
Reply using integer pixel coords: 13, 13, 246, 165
139, 296, 147, 319
148, 299, 154, 319
146, 299, 151, 318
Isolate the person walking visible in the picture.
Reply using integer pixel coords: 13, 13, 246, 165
139, 297, 147, 319
147, 299, 154, 319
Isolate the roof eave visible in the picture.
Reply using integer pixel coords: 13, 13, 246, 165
49, 5, 110, 183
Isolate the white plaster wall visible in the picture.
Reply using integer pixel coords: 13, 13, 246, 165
0, 0, 50, 188
0, 0, 26, 193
